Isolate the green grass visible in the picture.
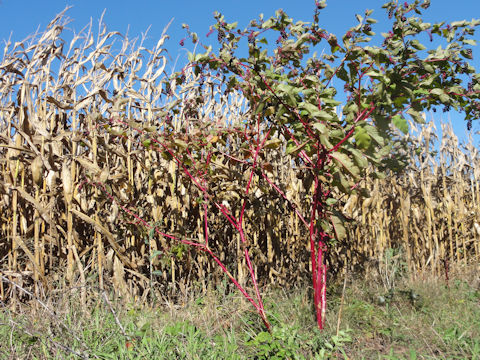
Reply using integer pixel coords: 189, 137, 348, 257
1, 265, 479, 359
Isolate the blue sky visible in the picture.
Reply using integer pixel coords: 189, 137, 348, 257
1, 0, 479, 144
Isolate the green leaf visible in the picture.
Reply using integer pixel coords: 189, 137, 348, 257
150, 250, 163, 260
264, 138, 282, 149
326, 198, 338, 206
313, 122, 327, 134
430, 88, 444, 96
411, 40, 426, 50
413, 88, 429, 96
392, 115, 408, 134
254, 102, 265, 115
255, 331, 272, 343
331, 213, 347, 240
285, 140, 296, 155
317, 0, 327, 9
354, 127, 371, 150
300, 103, 334, 120
262, 19, 275, 29
331, 151, 360, 177
461, 49, 473, 59
463, 39, 477, 46
174, 139, 188, 149
348, 147, 369, 169
451, 20, 467, 28
144, 126, 157, 133
142, 139, 152, 148
439, 93, 450, 104
332, 171, 351, 194
365, 70, 383, 79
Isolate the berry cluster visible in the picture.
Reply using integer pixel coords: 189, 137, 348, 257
421, 1, 430, 9
467, 119, 473, 131
276, 30, 288, 44
248, 32, 256, 45
218, 29, 226, 42
470, 104, 480, 122
468, 81, 475, 93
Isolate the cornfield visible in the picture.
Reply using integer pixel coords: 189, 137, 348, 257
1, 12, 479, 305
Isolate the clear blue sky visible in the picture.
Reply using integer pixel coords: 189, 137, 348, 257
1, 0, 479, 143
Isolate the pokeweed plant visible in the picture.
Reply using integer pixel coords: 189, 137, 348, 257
81, 0, 480, 331
172, 0, 480, 329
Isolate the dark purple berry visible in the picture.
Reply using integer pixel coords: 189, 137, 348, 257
218, 29, 226, 42
468, 82, 474, 92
